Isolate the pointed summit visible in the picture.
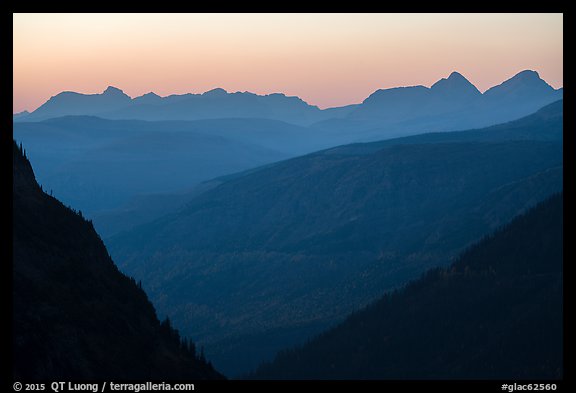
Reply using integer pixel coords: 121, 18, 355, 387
484, 70, 555, 99
103, 86, 128, 96
134, 92, 162, 104
142, 92, 161, 98
101, 86, 131, 102
431, 71, 481, 100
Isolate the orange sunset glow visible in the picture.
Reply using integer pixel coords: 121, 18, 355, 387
13, 13, 563, 113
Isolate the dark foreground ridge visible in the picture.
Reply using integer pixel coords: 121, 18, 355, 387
252, 193, 563, 379
13, 141, 224, 379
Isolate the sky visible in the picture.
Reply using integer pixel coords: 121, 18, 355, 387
13, 13, 563, 113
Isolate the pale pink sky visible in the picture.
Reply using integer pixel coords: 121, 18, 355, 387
13, 13, 563, 113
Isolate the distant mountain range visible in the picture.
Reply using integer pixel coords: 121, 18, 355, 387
13, 70, 563, 219
13, 141, 223, 379
252, 192, 563, 379
315, 70, 562, 141
106, 100, 563, 377
15, 70, 562, 135
15, 85, 337, 126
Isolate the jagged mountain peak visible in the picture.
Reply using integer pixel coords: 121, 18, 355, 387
103, 86, 128, 96
431, 71, 481, 97
141, 92, 161, 98
133, 92, 162, 104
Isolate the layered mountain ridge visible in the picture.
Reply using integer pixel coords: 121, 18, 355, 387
107, 101, 563, 376
13, 71, 562, 220
12, 69, 564, 379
